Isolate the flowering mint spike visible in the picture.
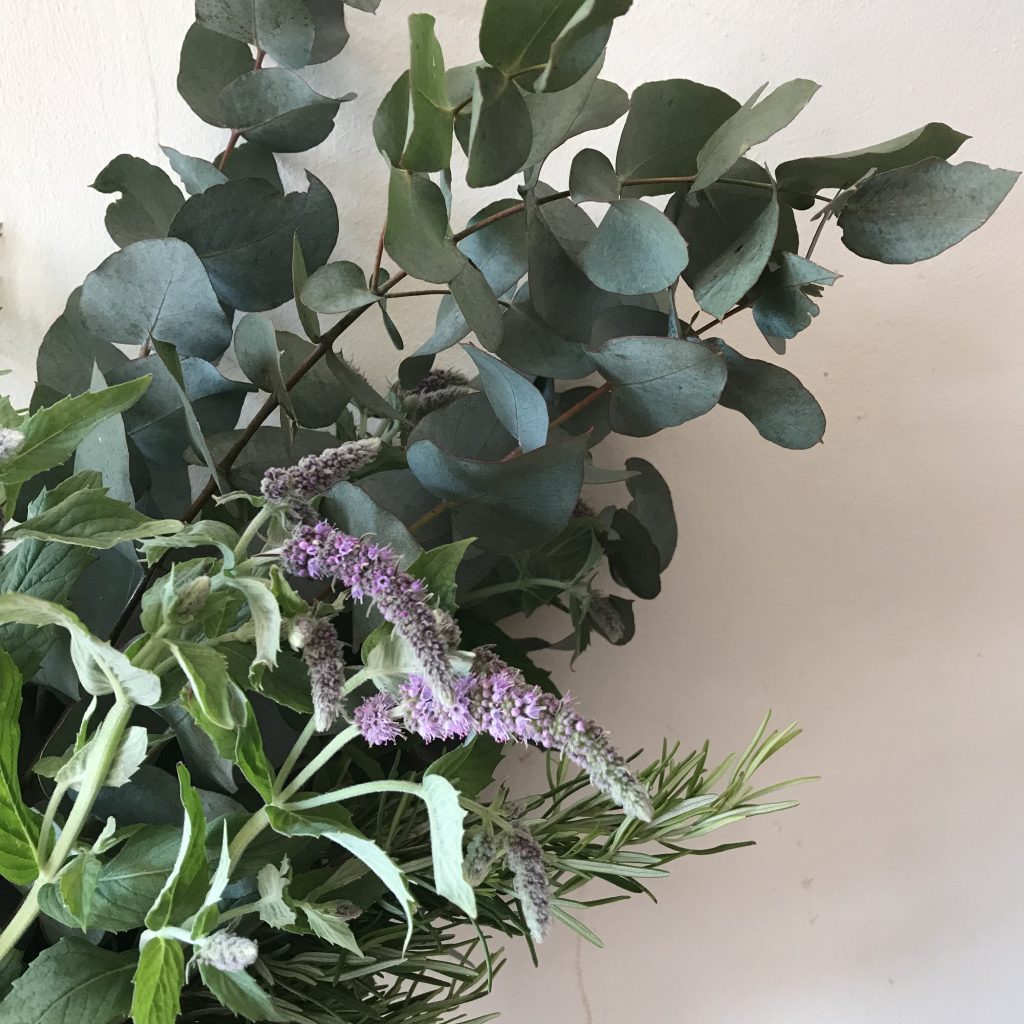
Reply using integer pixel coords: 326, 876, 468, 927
0, 428, 25, 463
505, 830, 551, 943
353, 691, 402, 745
261, 438, 382, 519
282, 521, 458, 704
290, 615, 347, 732
197, 931, 259, 972
351, 652, 655, 822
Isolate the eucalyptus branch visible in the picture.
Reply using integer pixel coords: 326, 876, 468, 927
217, 48, 266, 171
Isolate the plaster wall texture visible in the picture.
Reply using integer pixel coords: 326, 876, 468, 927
1, 2, 1022, 1020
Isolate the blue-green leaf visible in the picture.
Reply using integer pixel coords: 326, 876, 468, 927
465, 346, 548, 452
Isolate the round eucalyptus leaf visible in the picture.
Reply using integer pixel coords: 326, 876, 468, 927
214, 141, 283, 192
569, 148, 620, 203
160, 147, 228, 196
169, 174, 338, 311
80, 238, 232, 360
604, 508, 662, 599
465, 67, 532, 187
624, 457, 676, 570
301, 261, 378, 314
497, 300, 596, 380
384, 169, 467, 283
464, 345, 548, 452
196, 0, 315, 69
322, 482, 422, 568
307, 0, 350, 64
91, 155, 184, 248
177, 21, 254, 128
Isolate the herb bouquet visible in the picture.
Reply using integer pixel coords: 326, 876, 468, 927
0, 2, 1016, 1022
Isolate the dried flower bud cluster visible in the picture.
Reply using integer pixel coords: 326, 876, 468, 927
197, 931, 259, 972
0, 428, 25, 463
261, 439, 382, 519
290, 615, 346, 732
505, 830, 551, 943
282, 521, 458, 704
355, 652, 655, 822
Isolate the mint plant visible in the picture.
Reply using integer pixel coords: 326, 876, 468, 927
0, 2, 1016, 1022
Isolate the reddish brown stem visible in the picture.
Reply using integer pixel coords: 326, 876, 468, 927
217, 49, 266, 172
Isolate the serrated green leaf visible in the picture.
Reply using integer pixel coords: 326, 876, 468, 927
0, 938, 135, 1024
145, 765, 209, 930
465, 345, 547, 451
616, 79, 740, 195
177, 22, 253, 128
170, 175, 338, 311
168, 641, 246, 729
224, 576, 281, 671
0, 377, 151, 486
776, 121, 970, 209
575, 198, 688, 294
714, 341, 826, 449
7, 488, 180, 549
199, 963, 284, 1022
142, 519, 239, 566
220, 67, 346, 153
130, 937, 184, 1024
693, 79, 819, 192
587, 334, 727, 437
59, 850, 102, 928
0, 652, 40, 885
385, 168, 467, 283
257, 859, 297, 927
0, 594, 160, 704
419, 774, 476, 918
80, 238, 231, 360
91, 154, 184, 247
300, 903, 362, 954
837, 158, 1019, 264
406, 537, 473, 612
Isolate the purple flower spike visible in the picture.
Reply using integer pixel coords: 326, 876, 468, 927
282, 521, 458, 705
291, 616, 347, 733
353, 692, 403, 746
262, 439, 382, 520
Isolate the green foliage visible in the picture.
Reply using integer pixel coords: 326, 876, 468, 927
0, 3, 1015, 1023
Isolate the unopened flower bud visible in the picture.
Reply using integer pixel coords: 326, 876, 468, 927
464, 832, 497, 887
198, 931, 259, 972
170, 575, 211, 624
505, 831, 551, 943
0, 428, 25, 463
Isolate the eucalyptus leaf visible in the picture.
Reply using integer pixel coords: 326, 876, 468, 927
79, 238, 231, 359
714, 341, 826, 449
692, 79, 819, 191
301, 260, 378, 313
91, 155, 184, 247
625, 457, 676, 570
449, 263, 504, 350
177, 22, 254, 128
776, 121, 970, 209
464, 345, 548, 452
385, 169, 467, 283
466, 66, 532, 187
220, 68, 347, 152
836, 158, 1020, 264
307, 0, 349, 63
587, 334, 727, 437
323, 482, 422, 569
196, 0, 315, 68
233, 313, 296, 423
751, 253, 839, 350
169, 174, 338, 311
569, 147, 620, 203
160, 146, 228, 195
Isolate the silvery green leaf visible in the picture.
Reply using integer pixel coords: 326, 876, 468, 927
299, 903, 362, 955
160, 146, 228, 196
91, 155, 184, 248
257, 858, 297, 928
0, 653, 41, 885
224, 576, 281, 672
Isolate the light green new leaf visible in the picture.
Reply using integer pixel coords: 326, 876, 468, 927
0, 377, 151, 486
616, 79, 740, 195
301, 903, 362, 955
587, 334, 727, 437
776, 121, 970, 209
837, 158, 1020, 264
405, 538, 473, 612
233, 313, 296, 424
385, 169, 467, 283
168, 641, 246, 729
465, 346, 548, 452
715, 341, 826, 450
466, 66, 532, 187
301, 261, 378, 313
142, 520, 238, 567
575, 198, 688, 294
7, 488, 180, 549
152, 340, 226, 493
144, 765, 209, 930
160, 146, 228, 195
59, 851, 102, 928
419, 774, 477, 918
0, 938, 136, 1024
692, 79, 819, 192
91, 154, 184, 248
80, 239, 231, 360
196, 0, 315, 68
130, 937, 184, 1024
220, 68, 347, 153
0, 594, 160, 705
224, 576, 281, 671
569, 147, 620, 203
0, 652, 41, 885
257, 859, 297, 927
199, 963, 284, 1022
